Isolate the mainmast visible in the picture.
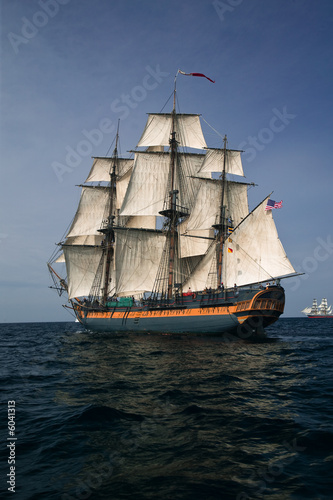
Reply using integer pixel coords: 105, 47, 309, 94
213, 135, 228, 286
101, 121, 120, 304
158, 77, 187, 299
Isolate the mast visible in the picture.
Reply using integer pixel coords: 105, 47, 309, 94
167, 80, 178, 299
213, 135, 228, 286
102, 121, 120, 304
157, 76, 189, 299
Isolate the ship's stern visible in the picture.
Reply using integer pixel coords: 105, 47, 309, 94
233, 286, 285, 338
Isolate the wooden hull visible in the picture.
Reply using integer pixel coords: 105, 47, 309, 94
74, 286, 285, 338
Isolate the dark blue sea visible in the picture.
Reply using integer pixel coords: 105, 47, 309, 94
1, 319, 333, 500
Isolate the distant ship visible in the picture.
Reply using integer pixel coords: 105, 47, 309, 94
48, 71, 297, 338
302, 298, 333, 318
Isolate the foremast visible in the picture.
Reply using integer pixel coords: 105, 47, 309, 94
167, 85, 178, 300
100, 122, 119, 304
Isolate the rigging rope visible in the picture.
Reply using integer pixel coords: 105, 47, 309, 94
201, 116, 225, 141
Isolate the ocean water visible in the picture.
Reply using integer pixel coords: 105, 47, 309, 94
1, 319, 333, 500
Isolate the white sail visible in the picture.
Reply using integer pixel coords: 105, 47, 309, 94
114, 229, 165, 296
137, 113, 207, 149
120, 152, 206, 217
85, 157, 133, 183
222, 197, 296, 288
310, 299, 319, 314
49, 95, 297, 311
55, 253, 65, 263
125, 216, 156, 229
319, 298, 332, 315
184, 178, 249, 232
179, 229, 214, 258
224, 181, 250, 226
115, 167, 133, 210
120, 152, 170, 216
198, 148, 244, 177
84, 158, 133, 212
67, 186, 109, 238
55, 236, 104, 265
63, 245, 105, 299
182, 243, 216, 291
178, 175, 216, 258
181, 178, 221, 233
179, 178, 249, 258
302, 307, 312, 315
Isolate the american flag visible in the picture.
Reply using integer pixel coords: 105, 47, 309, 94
265, 199, 283, 211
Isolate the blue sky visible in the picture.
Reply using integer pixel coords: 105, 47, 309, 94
1, 0, 332, 322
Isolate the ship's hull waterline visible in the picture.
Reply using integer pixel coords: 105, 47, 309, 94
74, 286, 285, 338
306, 315, 333, 319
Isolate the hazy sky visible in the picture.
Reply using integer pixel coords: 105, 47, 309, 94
1, 0, 332, 322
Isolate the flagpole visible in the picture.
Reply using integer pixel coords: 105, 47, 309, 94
173, 70, 179, 112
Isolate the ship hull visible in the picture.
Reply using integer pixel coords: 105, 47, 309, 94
74, 286, 285, 339
306, 315, 333, 319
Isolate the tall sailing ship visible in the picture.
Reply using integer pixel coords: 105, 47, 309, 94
48, 73, 297, 337
302, 298, 333, 318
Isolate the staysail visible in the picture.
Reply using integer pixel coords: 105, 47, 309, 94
222, 197, 296, 287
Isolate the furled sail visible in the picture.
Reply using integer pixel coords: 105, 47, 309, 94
65, 235, 104, 245
198, 148, 244, 177
222, 197, 296, 288
137, 113, 207, 149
